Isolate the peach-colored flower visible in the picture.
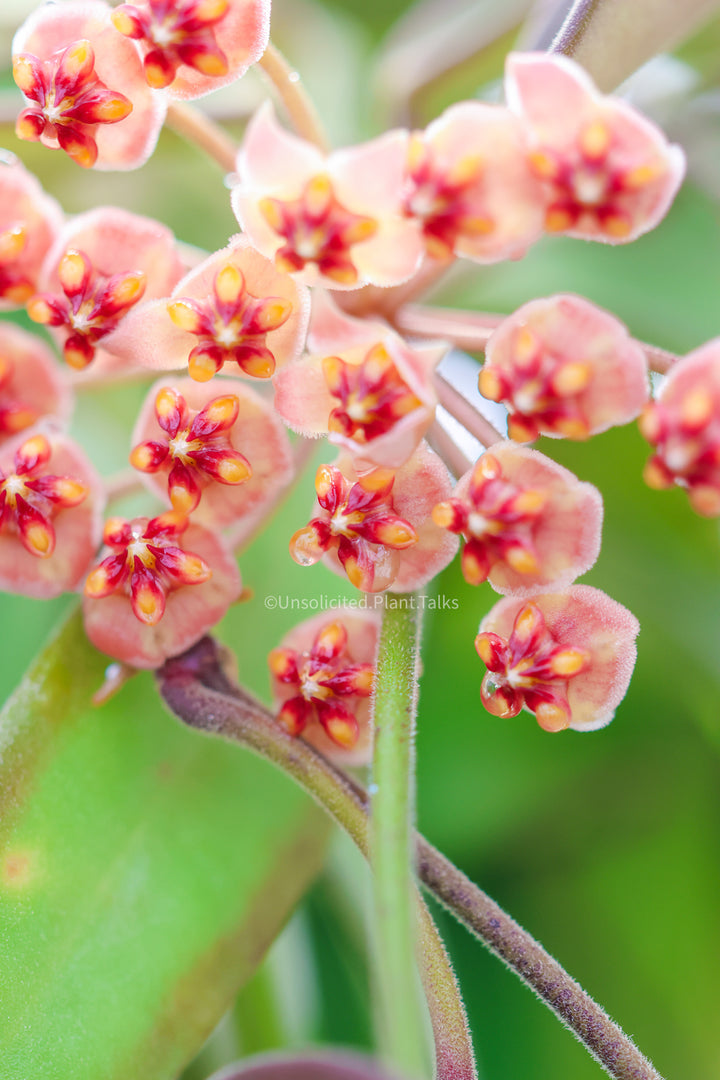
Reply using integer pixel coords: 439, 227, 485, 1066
274, 291, 443, 469
0, 324, 72, 448
232, 103, 424, 290
640, 338, 720, 516
476, 585, 639, 732
290, 444, 457, 593
433, 442, 602, 594
0, 156, 63, 309
111, 236, 310, 382
0, 428, 104, 598
269, 613, 379, 764
402, 102, 545, 262
12, 0, 166, 170
505, 52, 685, 243
130, 376, 293, 529
83, 509, 241, 667
479, 294, 649, 441
111, 0, 270, 100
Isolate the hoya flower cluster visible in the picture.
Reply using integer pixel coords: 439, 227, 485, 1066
3, 0, 707, 752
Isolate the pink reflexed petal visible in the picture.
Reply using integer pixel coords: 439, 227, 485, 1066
307, 289, 387, 355
480, 585, 639, 731
83, 524, 241, 668
351, 215, 424, 289
0, 157, 63, 310
485, 294, 649, 436
275, 608, 381, 765
455, 441, 603, 596
168, 0, 271, 101
387, 442, 458, 592
505, 53, 595, 147
423, 101, 545, 263
0, 428, 104, 598
331, 129, 411, 218
13, 1, 166, 171
236, 101, 326, 192
132, 376, 293, 531
273, 354, 333, 437
0, 324, 73, 449
112, 235, 310, 374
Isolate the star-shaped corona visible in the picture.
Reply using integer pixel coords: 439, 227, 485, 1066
112, 0, 231, 89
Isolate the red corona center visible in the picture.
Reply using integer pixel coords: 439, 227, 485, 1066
167, 263, 292, 382
269, 620, 374, 748
112, 0, 231, 90
258, 175, 378, 285
13, 39, 132, 169
84, 510, 211, 626
290, 464, 418, 591
322, 343, 422, 442
0, 433, 87, 557
27, 248, 146, 369
479, 325, 594, 441
403, 135, 491, 259
0, 356, 38, 438
475, 601, 590, 732
433, 452, 546, 584
640, 389, 720, 517
130, 386, 252, 514
529, 120, 662, 239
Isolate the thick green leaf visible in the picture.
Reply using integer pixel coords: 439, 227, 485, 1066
0, 610, 329, 1080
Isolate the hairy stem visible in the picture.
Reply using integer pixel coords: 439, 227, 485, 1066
370, 598, 428, 1077
157, 638, 476, 1080
166, 103, 238, 173
256, 42, 330, 151
157, 638, 664, 1080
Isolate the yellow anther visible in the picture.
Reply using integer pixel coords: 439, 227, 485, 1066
535, 701, 571, 732
447, 154, 483, 188
643, 458, 673, 490
58, 250, 87, 292
623, 163, 662, 189
549, 648, 590, 677
580, 120, 611, 161
24, 522, 52, 556
215, 263, 244, 305
305, 174, 333, 217
688, 484, 720, 518
505, 545, 539, 575
323, 714, 358, 748
93, 95, 132, 122
168, 299, 202, 332
315, 464, 335, 499
0, 225, 27, 262
205, 395, 238, 426
21, 434, 49, 461
638, 403, 660, 443
64, 39, 93, 77
108, 272, 145, 305
552, 361, 592, 397
681, 388, 713, 430
528, 150, 559, 180
407, 133, 427, 174
478, 366, 503, 402
602, 214, 632, 238
53, 478, 87, 504
188, 352, 219, 382
431, 502, 454, 529
514, 327, 539, 366
217, 457, 251, 483
545, 207, 574, 233
374, 520, 417, 547
193, 52, 228, 76
511, 489, 546, 516
554, 416, 590, 440
258, 198, 285, 232
475, 634, 496, 667
111, 7, 137, 34
513, 603, 541, 644
359, 468, 394, 493
254, 298, 292, 332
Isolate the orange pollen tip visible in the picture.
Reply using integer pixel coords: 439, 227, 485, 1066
688, 485, 720, 517
580, 120, 611, 160
22, 434, 50, 459
681, 388, 713, 428
54, 478, 87, 504
528, 150, 559, 179
552, 362, 592, 397
643, 458, 673, 490
624, 163, 661, 189
135, 586, 163, 621
111, 274, 146, 304
205, 396, 238, 425
85, 566, 112, 596
535, 701, 571, 732
268, 648, 294, 678
360, 468, 394, 493
549, 648, 590, 677
26, 297, 55, 324
545, 208, 574, 232
193, 53, 228, 76
179, 555, 210, 582
478, 366, 503, 402
324, 715, 358, 748
169, 486, 196, 514
554, 416, 590, 440
353, 668, 374, 694
475, 634, 496, 667
188, 353, 219, 382
505, 546, 539, 574
514, 604, 541, 643
431, 502, 454, 529
512, 489, 546, 516
314, 465, 335, 498
377, 520, 417, 546
25, 522, 52, 555
111, 8, 137, 34
215, 263, 244, 304
603, 214, 632, 238
168, 300, 201, 332
58, 250, 88, 291
638, 404, 660, 443
130, 445, 155, 470
217, 457, 250, 483
0, 226, 27, 261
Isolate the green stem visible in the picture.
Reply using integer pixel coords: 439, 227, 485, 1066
370, 597, 428, 1077
157, 639, 477, 1080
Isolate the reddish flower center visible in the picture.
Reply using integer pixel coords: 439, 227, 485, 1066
112, 0, 230, 89
27, 248, 146, 369
433, 452, 546, 584
0, 356, 38, 438
478, 324, 594, 441
167, 263, 292, 381
0, 433, 87, 557
84, 510, 211, 626
13, 40, 132, 168
258, 175, 378, 286
322, 342, 422, 442
640, 388, 720, 516
475, 602, 590, 731
403, 135, 492, 259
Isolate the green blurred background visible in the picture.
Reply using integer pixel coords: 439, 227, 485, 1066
2, 1, 720, 1077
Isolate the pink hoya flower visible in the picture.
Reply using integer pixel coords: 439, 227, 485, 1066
130, 377, 293, 529
269, 612, 379, 764
83, 509, 241, 668
111, 0, 270, 100
402, 102, 545, 263
274, 291, 443, 469
0, 156, 63, 309
112, 237, 309, 382
479, 294, 649, 442
433, 442, 603, 595
505, 53, 685, 243
0, 429, 104, 598
232, 103, 424, 290
28, 206, 184, 373
639, 338, 720, 516
0, 324, 72, 447
290, 444, 457, 593
476, 585, 639, 732
12, 1, 165, 170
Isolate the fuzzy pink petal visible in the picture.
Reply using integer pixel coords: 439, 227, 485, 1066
0, 156, 63, 310
132, 376, 293, 529
389, 442, 458, 592
505, 53, 595, 146
83, 524, 241, 668
331, 129, 411, 217
236, 101, 325, 192
273, 355, 334, 437
455, 442, 603, 596
273, 608, 381, 766
0, 324, 73, 447
168, 0, 271, 101
351, 215, 425, 290
13, 1, 166, 171
0, 428, 104, 598
307, 289, 388, 354
481, 586, 639, 731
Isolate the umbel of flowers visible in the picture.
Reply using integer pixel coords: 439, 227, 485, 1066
3, 0, 700, 749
